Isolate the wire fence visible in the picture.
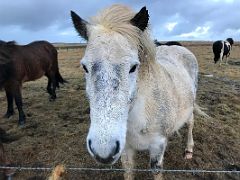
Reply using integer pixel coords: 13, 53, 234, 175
1, 165, 240, 173
1, 70, 239, 179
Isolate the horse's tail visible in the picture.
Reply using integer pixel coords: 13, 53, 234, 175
55, 70, 67, 88
212, 41, 223, 63
194, 103, 210, 119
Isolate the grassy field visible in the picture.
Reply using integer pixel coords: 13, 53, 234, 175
0, 42, 239, 180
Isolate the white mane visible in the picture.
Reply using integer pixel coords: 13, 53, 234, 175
90, 4, 156, 64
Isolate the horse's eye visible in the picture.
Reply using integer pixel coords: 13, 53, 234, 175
82, 65, 89, 73
129, 64, 138, 73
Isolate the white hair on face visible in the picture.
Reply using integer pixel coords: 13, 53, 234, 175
89, 4, 156, 64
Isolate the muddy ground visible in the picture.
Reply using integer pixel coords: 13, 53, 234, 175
0, 42, 239, 180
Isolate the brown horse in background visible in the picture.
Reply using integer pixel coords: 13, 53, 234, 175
0, 40, 66, 126
154, 39, 182, 46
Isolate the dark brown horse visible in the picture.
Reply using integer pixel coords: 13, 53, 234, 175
0, 40, 66, 126
154, 39, 182, 46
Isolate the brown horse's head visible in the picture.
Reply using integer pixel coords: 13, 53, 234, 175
0, 66, 8, 89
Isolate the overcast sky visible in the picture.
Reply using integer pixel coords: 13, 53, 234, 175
0, 0, 239, 44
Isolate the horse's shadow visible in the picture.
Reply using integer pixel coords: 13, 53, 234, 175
228, 60, 240, 66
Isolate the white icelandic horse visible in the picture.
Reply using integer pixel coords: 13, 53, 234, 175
71, 4, 206, 180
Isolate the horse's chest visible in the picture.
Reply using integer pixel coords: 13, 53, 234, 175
126, 100, 156, 150
223, 44, 230, 55
127, 126, 153, 150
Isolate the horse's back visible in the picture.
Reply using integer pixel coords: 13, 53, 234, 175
25, 41, 57, 56
150, 45, 198, 134
19, 41, 57, 63
156, 45, 198, 91
12, 41, 58, 82
27, 40, 54, 47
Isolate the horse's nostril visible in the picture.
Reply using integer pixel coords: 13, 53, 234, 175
114, 141, 120, 156
88, 140, 121, 164
88, 139, 94, 154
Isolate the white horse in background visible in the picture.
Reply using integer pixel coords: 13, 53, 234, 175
71, 4, 206, 180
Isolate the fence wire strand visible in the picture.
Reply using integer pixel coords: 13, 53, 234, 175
0, 166, 239, 174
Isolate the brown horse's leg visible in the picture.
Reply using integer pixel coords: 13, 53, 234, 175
3, 87, 14, 118
49, 74, 57, 101
51, 78, 57, 100
45, 73, 56, 101
46, 76, 53, 96
13, 85, 26, 126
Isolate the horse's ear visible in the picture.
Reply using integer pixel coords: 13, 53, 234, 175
71, 11, 88, 40
130, 6, 149, 31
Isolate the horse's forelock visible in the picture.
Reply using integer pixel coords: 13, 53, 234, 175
89, 4, 156, 64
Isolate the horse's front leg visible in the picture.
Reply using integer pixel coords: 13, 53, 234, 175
150, 137, 167, 180
185, 113, 194, 159
121, 146, 135, 180
219, 57, 223, 66
3, 87, 14, 118
14, 85, 26, 126
219, 53, 224, 66
225, 53, 230, 65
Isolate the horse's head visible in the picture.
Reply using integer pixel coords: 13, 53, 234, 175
0, 64, 10, 89
71, 5, 150, 164
226, 38, 234, 46
0, 48, 13, 88
0, 63, 11, 89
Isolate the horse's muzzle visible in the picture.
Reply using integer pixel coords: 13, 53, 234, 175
88, 140, 120, 164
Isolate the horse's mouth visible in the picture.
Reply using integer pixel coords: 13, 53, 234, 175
94, 153, 120, 165
88, 140, 121, 165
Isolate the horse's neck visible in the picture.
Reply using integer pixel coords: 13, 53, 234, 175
138, 58, 166, 85
136, 59, 168, 105
129, 60, 172, 134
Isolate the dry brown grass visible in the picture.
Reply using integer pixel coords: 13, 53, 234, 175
0, 42, 239, 180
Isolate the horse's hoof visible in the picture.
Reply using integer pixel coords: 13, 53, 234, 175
18, 123, 25, 129
49, 98, 56, 102
3, 112, 14, 119
3, 115, 9, 119
150, 158, 163, 173
184, 150, 193, 159
49, 95, 57, 102
18, 119, 26, 127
